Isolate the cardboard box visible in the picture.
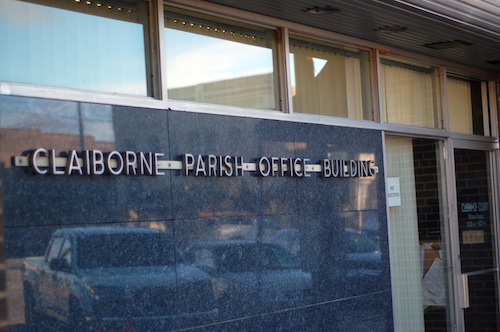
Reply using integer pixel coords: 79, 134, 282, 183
421, 242, 441, 277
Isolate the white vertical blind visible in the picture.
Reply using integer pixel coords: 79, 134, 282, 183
381, 63, 437, 128
447, 77, 473, 134
290, 45, 363, 118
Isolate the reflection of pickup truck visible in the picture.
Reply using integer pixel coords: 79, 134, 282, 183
23, 227, 217, 330
216, 218, 300, 254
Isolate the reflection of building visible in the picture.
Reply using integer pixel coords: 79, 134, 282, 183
169, 73, 275, 109
0, 128, 114, 168
1, 0, 500, 331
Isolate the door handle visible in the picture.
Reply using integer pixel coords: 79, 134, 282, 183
460, 274, 470, 309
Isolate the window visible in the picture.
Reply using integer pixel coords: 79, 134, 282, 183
60, 239, 72, 266
447, 75, 490, 136
78, 233, 174, 269
381, 56, 441, 128
289, 37, 372, 120
46, 237, 63, 262
164, 8, 278, 110
0, 0, 150, 96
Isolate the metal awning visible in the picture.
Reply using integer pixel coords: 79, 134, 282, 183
206, 0, 500, 76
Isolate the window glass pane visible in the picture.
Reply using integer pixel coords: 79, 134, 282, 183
46, 237, 63, 261
289, 37, 372, 120
455, 149, 495, 272
0, 0, 149, 96
165, 9, 277, 110
454, 149, 499, 330
381, 56, 440, 128
448, 76, 490, 136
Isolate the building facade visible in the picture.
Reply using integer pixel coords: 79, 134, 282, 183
0, 0, 499, 331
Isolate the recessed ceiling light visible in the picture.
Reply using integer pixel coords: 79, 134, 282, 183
305, 7, 340, 14
374, 25, 408, 33
424, 40, 472, 50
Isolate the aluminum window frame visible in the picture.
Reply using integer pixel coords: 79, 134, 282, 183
163, 6, 282, 111
1, 0, 155, 97
0, 0, 495, 144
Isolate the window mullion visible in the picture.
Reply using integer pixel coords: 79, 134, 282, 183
276, 27, 292, 114
148, 0, 166, 100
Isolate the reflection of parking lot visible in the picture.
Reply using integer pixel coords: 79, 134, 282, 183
346, 229, 381, 278
7, 259, 25, 326
20, 227, 218, 331
183, 240, 312, 318
215, 218, 300, 254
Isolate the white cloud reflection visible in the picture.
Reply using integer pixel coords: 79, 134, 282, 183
165, 31, 274, 89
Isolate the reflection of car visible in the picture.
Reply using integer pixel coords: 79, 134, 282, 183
23, 227, 217, 330
345, 229, 381, 279
182, 240, 312, 318
216, 218, 300, 254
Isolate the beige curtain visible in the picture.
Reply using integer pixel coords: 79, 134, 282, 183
381, 64, 437, 128
291, 45, 363, 118
447, 77, 473, 134
386, 136, 425, 331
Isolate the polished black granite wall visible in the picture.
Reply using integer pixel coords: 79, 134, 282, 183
0, 95, 393, 331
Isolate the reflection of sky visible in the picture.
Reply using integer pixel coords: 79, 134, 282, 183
165, 28, 274, 89
0, 0, 147, 96
80, 104, 115, 142
289, 54, 328, 88
0, 98, 115, 142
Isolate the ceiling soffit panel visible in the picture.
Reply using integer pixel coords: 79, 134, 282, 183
204, 0, 500, 76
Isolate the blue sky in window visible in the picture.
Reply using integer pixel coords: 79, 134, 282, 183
0, 0, 147, 96
165, 28, 274, 89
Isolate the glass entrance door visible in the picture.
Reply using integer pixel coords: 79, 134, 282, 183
453, 148, 499, 331
386, 136, 453, 331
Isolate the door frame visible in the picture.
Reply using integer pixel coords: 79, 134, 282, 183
446, 138, 500, 332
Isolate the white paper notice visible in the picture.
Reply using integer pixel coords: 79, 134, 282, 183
387, 177, 402, 207
422, 258, 446, 306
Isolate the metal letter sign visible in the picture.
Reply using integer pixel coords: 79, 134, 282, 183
13, 149, 378, 178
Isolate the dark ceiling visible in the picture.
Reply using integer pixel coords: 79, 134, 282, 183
206, 0, 500, 77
